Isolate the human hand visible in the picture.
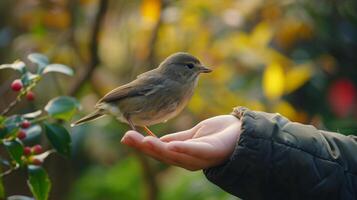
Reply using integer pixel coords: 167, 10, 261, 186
121, 115, 242, 171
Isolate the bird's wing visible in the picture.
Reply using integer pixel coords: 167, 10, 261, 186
95, 74, 164, 107
136, 68, 157, 79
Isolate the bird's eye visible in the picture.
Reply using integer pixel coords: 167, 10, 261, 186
185, 63, 194, 69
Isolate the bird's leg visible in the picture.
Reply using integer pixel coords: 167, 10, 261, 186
125, 115, 157, 137
125, 116, 137, 131
142, 126, 157, 138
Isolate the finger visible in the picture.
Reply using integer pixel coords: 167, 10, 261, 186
168, 152, 207, 171
136, 145, 174, 165
121, 130, 145, 146
141, 136, 170, 159
137, 136, 184, 165
167, 141, 220, 160
160, 125, 201, 142
122, 133, 209, 170
123, 135, 176, 164
142, 137, 208, 170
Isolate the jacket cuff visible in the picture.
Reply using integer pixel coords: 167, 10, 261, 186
203, 107, 289, 199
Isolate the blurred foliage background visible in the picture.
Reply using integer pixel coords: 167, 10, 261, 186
0, 0, 356, 199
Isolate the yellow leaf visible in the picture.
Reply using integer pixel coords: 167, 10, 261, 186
263, 62, 284, 100
251, 22, 274, 47
141, 0, 161, 24
273, 100, 297, 120
285, 64, 312, 93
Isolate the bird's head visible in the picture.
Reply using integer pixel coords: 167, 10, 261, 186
158, 52, 212, 82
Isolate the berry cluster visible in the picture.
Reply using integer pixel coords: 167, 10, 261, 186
11, 79, 35, 101
16, 120, 31, 140
23, 145, 43, 165
15, 120, 43, 165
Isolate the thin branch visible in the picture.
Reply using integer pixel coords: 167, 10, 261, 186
0, 164, 19, 177
0, 156, 10, 167
30, 115, 50, 124
1, 97, 21, 116
145, 1, 167, 68
69, 0, 109, 96
132, 0, 169, 78
68, 0, 87, 66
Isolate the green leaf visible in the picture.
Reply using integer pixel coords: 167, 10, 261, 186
21, 72, 40, 86
45, 96, 80, 121
25, 125, 42, 140
5, 115, 23, 126
1, 115, 22, 139
0, 116, 6, 138
27, 165, 51, 200
44, 123, 71, 157
8, 195, 34, 200
42, 64, 74, 76
0, 128, 6, 139
3, 115, 22, 134
0, 61, 26, 73
23, 110, 42, 119
0, 115, 6, 124
0, 165, 4, 199
4, 140, 23, 165
0, 126, 18, 139
0, 183, 4, 199
28, 53, 49, 73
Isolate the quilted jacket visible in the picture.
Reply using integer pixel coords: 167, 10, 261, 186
204, 107, 357, 200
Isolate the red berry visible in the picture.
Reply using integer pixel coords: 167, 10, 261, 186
26, 91, 35, 101
11, 79, 23, 91
21, 120, 31, 129
17, 130, 27, 140
31, 158, 42, 166
32, 145, 43, 154
328, 79, 356, 117
24, 147, 32, 156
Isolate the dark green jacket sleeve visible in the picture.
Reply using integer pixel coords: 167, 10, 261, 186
204, 107, 357, 200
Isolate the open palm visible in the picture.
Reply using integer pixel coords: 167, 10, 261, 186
121, 115, 242, 171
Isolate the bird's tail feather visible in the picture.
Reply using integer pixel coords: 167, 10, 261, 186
71, 110, 103, 127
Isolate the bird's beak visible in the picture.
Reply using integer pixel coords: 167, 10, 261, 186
197, 65, 212, 73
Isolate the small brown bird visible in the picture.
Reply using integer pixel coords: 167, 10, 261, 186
71, 52, 212, 137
